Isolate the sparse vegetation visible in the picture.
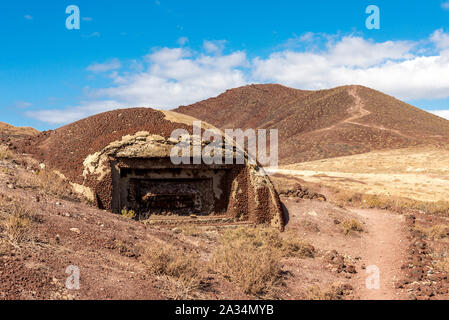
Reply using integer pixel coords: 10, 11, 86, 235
341, 219, 363, 235
305, 283, 352, 300
334, 190, 449, 215
178, 224, 202, 237
143, 243, 204, 299
35, 169, 73, 198
413, 224, 449, 239
121, 209, 136, 219
210, 226, 314, 298
15, 168, 74, 199
0, 145, 12, 160
0, 201, 32, 246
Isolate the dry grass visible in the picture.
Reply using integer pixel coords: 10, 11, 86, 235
210, 226, 314, 298
413, 224, 449, 240
0, 200, 33, 246
143, 243, 205, 299
282, 146, 449, 203
121, 209, 136, 219
341, 219, 363, 235
0, 145, 13, 161
334, 190, 449, 215
16, 169, 73, 199
178, 224, 202, 237
305, 283, 351, 300
34, 170, 72, 198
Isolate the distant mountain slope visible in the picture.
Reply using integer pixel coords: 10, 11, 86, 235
0, 121, 38, 142
175, 84, 449, 164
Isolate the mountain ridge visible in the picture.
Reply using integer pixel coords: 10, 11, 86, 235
174, 84, 449, 164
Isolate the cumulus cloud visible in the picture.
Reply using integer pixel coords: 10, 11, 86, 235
86, 59, 122, 73
431, 109, 449, 120
431, 29, 449, 49
91, 47, 248, 108
203, 40, 227, 54
26, 30, 449, 125
25, 100, 122, 124
177, 37, 189, 46
252, 32, 449, 100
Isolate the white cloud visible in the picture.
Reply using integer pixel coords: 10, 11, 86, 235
87, 59, 122, 73
177, 37, 188, 46
442, 1, 449, 10
13, 101, 32, 109
91, 48, 248, 108
431, 109, 449, 120
25, 100, 122, 124
203, 40, 227, 54
24, 15, 33, 20
252, 32, 449, 100
26, 30, 449, 125
431, 29, 449, 49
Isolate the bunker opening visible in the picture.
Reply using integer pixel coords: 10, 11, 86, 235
111, 157, 241, 218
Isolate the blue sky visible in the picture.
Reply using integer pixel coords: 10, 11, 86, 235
1, 0, 449, 130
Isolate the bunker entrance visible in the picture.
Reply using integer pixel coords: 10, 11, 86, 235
128, 178, 213, 215
111, 158, 237, 218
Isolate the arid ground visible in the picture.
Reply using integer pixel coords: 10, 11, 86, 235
2, 83, 449, 300
1, 144, 449, 300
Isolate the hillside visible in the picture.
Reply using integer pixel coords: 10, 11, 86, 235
175, 84, 449, 164
0, 121, 38, 142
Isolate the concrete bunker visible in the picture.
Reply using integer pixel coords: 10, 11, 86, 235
16, 108, 285, 229
111, 157, 244, 217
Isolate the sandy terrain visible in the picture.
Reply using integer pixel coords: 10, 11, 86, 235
276, 146, 449, 202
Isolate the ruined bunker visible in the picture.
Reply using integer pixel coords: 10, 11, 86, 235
17, 108, 284, 229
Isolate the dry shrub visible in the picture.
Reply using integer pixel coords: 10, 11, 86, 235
341, 219, 363, 235
0, 202, 32, 246
282, 234, 315, 258
143, 244, 204, 299
35, 170, 72, 198
0, 145, 13, 161
210, 226, 314, 297
17, 169, 73, 199
413, 224, 449, 239
179, 224, 202, 237
305, 283, 352, 300
121, 209, 136, 219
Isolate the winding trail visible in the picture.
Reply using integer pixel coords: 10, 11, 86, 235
350, 208, 408, 300
312, 87, 415, 141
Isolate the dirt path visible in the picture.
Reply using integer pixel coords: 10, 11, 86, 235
350, 208, 408, 300
311, 87, 415, 141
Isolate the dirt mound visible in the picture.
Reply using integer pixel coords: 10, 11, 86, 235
13, 108, 188, 184
175, 84, 449, 164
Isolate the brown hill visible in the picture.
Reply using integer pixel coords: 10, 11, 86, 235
175, 84, 449, 164
0, 121, 38, 142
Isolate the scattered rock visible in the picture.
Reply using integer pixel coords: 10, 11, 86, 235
70, 228, 80, 234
